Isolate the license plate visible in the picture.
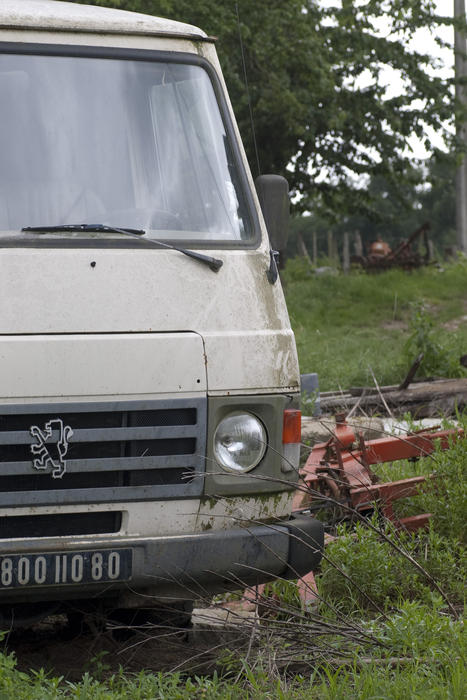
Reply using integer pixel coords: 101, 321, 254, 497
0, 549, 132, 589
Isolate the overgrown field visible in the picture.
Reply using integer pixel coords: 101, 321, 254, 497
0, 262, 465, 698
283, 257, 467, 391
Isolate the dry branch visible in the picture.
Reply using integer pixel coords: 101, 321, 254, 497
319, 378, 467, 417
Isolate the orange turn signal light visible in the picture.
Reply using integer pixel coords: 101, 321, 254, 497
283, 409, 301, 444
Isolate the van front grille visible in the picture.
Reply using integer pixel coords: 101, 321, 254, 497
0, 399, 206, 507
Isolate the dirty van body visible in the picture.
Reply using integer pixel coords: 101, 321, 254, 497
0, 0, 323, 625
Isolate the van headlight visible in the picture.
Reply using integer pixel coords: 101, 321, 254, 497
213, 412, 267, 473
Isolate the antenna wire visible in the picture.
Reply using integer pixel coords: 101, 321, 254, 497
235, 2, 261, 177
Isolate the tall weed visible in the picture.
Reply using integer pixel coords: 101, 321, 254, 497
403, 302, 466, 379
317, 521, 430, 613
418, 431, 467, 544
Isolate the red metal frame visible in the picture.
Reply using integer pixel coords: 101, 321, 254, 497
295, 420, 462, 521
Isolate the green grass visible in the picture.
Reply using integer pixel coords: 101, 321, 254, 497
283, 258, 467, 390
1, 614, 465, 698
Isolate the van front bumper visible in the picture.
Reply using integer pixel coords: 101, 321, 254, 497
0, 514, 324, 604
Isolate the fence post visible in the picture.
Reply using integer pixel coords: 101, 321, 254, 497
327, 230, 333, 261
297, 231, 312, 263
354, 230, 363, 257
343, 231, 350, 274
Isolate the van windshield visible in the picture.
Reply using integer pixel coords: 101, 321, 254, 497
0, 52, 255, 243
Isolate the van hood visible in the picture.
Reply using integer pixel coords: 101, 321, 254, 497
0, 332, 207, 399
0, 247, 299, 394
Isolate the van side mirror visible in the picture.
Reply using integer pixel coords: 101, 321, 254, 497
255, 174, 290, 252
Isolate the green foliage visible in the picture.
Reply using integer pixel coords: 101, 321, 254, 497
0, 620, 465, 698
319, 520, 466, 615
287, 152, 458, 261
418, 152, 457, 250
307, 603, 466, 700
403, 302, 467, 379
300, 389, 319, 417
0, 653, 250, 699
375, 599, 466, 659
86, 651, 111, 681
283, 259, 467, 390
418, 429, 467, 544
68, 0, 461, 220
319, 520, 412, 612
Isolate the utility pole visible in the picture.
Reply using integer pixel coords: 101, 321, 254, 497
455, 0, 467, 253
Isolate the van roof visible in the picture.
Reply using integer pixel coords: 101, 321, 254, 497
0, 0, 208, 40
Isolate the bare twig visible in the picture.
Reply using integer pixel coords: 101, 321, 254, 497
369, 365, 394, 419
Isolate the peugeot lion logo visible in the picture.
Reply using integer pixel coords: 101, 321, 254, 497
30, 418, 73, 479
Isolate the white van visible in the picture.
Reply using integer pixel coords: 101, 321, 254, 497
0, 0, 323, 626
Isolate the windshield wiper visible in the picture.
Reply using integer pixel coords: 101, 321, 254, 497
21, 224, 223, 273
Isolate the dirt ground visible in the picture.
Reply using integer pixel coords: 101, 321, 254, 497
3, 611, 252, 681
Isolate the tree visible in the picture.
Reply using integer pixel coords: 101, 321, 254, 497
69, 0, 460, 221
419, 152, 457, 250
288, 149, 457, 263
